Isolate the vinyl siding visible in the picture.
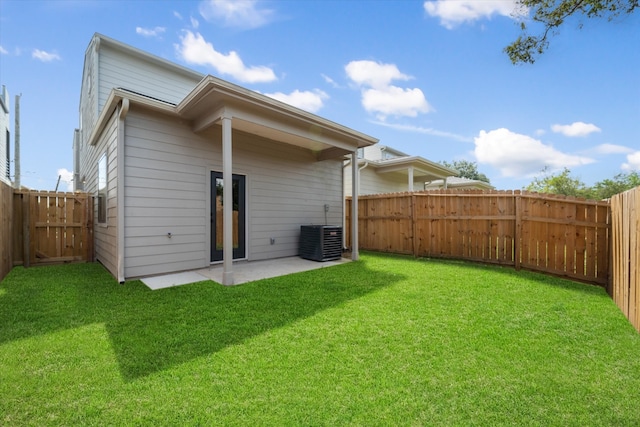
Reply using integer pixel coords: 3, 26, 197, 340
97, 46, 200, 112
345, 166, 416, 196
0, 90, 10, 185
79, 39, 98, 150
123, 108, 343, 278
362, 145, 383, 161
78, 39, 202, 150
82, 110, 119, 277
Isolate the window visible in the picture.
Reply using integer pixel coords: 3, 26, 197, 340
381, 150, 397, 160
97, 153, 107, 223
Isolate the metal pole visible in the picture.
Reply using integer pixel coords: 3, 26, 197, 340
14, 94, 21, 189
351, 151, 359, 261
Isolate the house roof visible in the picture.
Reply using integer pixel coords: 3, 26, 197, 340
0, 85, 8, 115
87, 34, 378, 159
362, 156, 458, 182
177, 75, 378, 158
424, 176, 495, 190
378, 145, 409, 157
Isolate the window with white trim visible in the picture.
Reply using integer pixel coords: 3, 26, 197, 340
97, 153, 107, 224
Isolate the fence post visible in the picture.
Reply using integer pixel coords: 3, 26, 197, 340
514, 191, 521, 271
412, 193, 418, 257
87, 195, 95, 262
22, 193, 30, 268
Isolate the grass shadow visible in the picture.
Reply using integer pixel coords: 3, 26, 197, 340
0, 260, 401, 380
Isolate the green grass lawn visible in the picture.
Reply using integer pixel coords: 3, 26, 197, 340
1, 253, 639, 426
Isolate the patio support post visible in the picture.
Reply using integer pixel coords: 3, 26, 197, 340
351, 151, 359, 261
408, 166, 414, 192
222, 114, 234, 285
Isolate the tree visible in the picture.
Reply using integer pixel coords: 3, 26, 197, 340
525, 168, 640, 199
440, 160, 491, 183
505, 0, 638, 64
525, 167, 591, 197
591, 171, 640, 199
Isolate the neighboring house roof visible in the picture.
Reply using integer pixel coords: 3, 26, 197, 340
0, 85, 8, 114
359, 155, 458, 183
424, 176, 494, 190
378, 145, 408, 158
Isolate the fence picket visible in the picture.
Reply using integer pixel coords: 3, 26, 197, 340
611, 187, 640, 332
10, 190, 93, 266
347, 190, 611, 286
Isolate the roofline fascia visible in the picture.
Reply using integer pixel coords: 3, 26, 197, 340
88, 88, 177, 146
369, 156, 459, 176
379, 145, 408, 157
178, 75, 379, 147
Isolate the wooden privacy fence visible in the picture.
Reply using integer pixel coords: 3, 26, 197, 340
0, 181, 12, 281
215, 208, 239, 249
610, 186, 640, 331
13, 190, 94, 267
346, 190, 611, 286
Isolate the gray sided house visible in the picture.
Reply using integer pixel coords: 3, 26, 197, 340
345, 145, 458, 196
0, 85, 9, 186
74, 33, 377, 284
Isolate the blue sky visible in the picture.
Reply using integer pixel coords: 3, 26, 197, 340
0, 0, 638, 191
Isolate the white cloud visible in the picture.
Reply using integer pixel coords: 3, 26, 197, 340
32, 49, 61, 62
345, 60, 432, 120
136, 26, 166, 37
622, 151, 640, 171
176, 30, 276, 83
190, 16, 200, 29
57, 168, 74, 192
591, 143, 633, 154
263, 89, 328, 113
551, 121, 601, 137
424, 0, 522, 29
199, 0, 274, 29
474, 128, 594, 177
174, 11, 183, 20
345, 60, 411, 89
362, 86, 431, 119
371, 121, 472, 143
0, 45, 7, 55
321, 74, 340, 89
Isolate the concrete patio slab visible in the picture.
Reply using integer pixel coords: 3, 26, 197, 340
197, 256, 351, 285
141, 256, 351, 290
141, 271, 209, 290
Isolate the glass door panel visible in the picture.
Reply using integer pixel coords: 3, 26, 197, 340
211, 172, 245, 262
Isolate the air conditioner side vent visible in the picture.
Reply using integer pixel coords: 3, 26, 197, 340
299, 225, 342, 262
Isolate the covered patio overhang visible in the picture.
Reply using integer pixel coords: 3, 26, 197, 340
367, 156, 458, 192
176, 75, 378, 285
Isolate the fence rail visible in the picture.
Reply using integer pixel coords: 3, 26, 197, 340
346, 190, 611, 286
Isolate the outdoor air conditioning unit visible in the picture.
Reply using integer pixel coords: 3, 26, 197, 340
299, 225, 343, 262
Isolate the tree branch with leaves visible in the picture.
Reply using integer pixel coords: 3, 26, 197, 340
505, 0, 638, 64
